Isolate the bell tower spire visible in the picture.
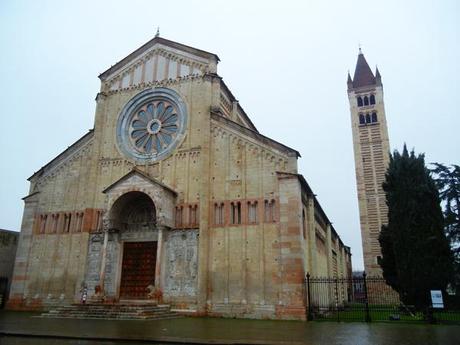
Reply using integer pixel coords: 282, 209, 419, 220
347, 51, 391, 276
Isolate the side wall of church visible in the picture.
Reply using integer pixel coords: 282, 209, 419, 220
205, 118, 307, 319
8, 138, 97, 308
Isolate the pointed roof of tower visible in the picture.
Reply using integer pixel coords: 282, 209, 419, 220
352, 49, 376, 88
347, 71, 353, 89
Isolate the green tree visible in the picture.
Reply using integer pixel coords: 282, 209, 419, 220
379, 145, 453, 309
431, 163, 460, 292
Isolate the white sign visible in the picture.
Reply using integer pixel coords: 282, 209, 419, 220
431, 290, 444, 309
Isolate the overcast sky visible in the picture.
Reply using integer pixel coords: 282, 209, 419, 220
0, 0, 458, 270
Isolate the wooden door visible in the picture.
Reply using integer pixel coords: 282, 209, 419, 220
119, 241, 157, 299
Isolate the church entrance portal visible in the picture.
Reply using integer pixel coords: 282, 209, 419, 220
109, 191, 158, 300
120, 241, 157, 299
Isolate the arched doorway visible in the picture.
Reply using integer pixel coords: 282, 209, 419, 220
110, 192, 157, 299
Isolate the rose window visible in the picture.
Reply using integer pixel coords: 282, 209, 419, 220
116, 88, 187, 162
130, 101, 179, 153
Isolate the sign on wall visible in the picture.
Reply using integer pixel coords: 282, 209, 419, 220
430, 290, 444, 309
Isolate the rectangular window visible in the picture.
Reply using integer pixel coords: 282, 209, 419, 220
95, 210, 103, 232
51, 214, 59, 233
264, 200, 276, 222
189, 205, 199, 227
64, 213, 72, 233
175, 206, 183, 228
75, 212, 83, 233
231, 202, 241, 225
214, 203, 224, 225
248, 201, 258, 224
302, 209, 307, 239
39, 214, 47, 234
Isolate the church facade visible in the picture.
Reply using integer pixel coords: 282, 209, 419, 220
9, 36, 351, 320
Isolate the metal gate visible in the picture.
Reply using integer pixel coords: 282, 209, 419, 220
304, 273, 460, 323
0, 277, 8, 308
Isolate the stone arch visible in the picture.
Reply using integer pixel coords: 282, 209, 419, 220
108, 191, 156, 232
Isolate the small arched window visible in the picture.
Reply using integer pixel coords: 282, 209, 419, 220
370, 94, 375, 105
365, 113, 371, 124
371, 112, 377, 123
364, 96, 369, 106
359, 114, 365, 125
357, 97, 363, 107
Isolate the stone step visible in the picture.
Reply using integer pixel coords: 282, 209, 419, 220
40, 303, 179, 320
55, 307, 171, 312
41, 311, 179, 317
45, 312, 176, 317
41, 314, 179, 320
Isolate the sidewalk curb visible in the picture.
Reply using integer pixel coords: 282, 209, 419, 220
0, 331, 306, 345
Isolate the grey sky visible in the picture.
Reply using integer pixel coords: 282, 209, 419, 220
0, 0, 458, 270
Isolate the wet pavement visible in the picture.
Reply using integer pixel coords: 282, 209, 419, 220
0, 311, 459, 345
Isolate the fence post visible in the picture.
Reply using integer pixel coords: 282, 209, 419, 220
363, 272, 371, 322
335, 277, 339, 322
306, 273, 313, 321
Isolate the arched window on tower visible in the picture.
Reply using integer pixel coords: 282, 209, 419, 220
370, 94, 375, 105
357, 97, 363, 107
365, 113, 371, 124
364, 96, 369, 106
371, 112, 378, 123
359, 114, 365, 125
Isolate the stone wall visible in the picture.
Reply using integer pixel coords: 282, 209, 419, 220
0, 229, 18, 305
163, 230, 198, 301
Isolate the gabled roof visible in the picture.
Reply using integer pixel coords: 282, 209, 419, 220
352, 50, 376, 88
219, 78, 258, 133
211, 111, 300, 158
28, 130, 94, 181
102, 167, 177, 196
99, 36, 220, 81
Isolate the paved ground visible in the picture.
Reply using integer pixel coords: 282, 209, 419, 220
0, 311, 459, 345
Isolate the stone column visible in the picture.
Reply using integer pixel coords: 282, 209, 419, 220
155, 226, 164, 287
98, 219, 110, 297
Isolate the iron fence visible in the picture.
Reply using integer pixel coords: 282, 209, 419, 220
0, 277, 8, 309
305, 273, 460, 324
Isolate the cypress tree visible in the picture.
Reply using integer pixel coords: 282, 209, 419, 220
379, 145, 453, 309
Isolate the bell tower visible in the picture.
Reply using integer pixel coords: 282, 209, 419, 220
347, 49, 391, 276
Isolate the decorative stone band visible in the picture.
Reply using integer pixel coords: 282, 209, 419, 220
211, 198, 279, 228
32, 208, 104, 235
